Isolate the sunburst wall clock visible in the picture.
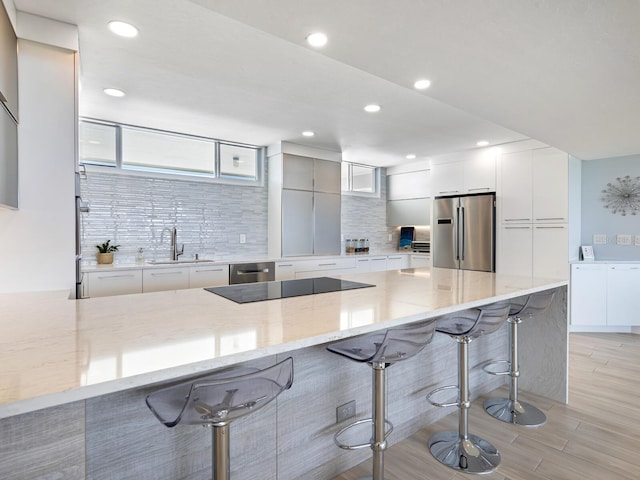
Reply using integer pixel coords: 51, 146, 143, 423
601, 175, 640, 216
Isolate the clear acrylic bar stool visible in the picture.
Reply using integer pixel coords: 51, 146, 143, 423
427, 301, 510, 474
483, 290, 556, 427
145, 357, 293, 480
327, 319, 437, 480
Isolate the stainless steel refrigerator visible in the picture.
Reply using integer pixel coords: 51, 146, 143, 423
433, 193, 495, 272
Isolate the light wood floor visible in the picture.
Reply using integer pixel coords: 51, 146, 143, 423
333, 333, 640, 480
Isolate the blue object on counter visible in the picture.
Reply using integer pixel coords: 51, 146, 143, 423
399, 226, 415, 250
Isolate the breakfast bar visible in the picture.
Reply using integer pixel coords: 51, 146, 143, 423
0, 267, 567, 479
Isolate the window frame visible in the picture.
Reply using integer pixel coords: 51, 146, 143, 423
341, 161, 380, 197
78, 118, 264, 187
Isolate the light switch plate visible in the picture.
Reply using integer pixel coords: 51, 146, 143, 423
593, 234, 607, 245
617, 234, 632, 245
635, 235, 640, 246
239, 234, 246, 244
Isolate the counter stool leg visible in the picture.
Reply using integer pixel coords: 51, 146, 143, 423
429, 339, 500, 474
484, 317, 547, 427
212, 424, 230, 480
371, 361, 389, 480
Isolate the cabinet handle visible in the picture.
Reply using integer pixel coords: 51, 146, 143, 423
535, 226, 565, 229
536, 217, 565, 221
438, 190, 460, 194
151, 271, 184, 276
504, 218, 531, 222
505, 226, 531, 230
98, 274, 135, 279
388, 256, 402, 260
318, 262, 337, 266
278, 264, 293, 267
372, 258, 386, 262
357, 259, 368, 262
468, 187, 491, 192
194, 268, 224, 273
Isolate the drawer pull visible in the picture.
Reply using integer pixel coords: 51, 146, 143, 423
505, 226, 531, 230
278, 264, 293, 267
535, 226, 565, 229
504, 218, 531, 222
468, 187, 491, 192
388, 256, 402, 260
318, 263, 337, 266
98, 274, 135, 279
536, 217, 565, 221
151, 271, 184, 276
195, 268, 224, 273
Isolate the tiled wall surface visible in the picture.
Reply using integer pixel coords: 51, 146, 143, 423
80, 166, 397, 264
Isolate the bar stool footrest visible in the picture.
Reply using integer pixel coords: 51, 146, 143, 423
482, 360, 511, 376
334, 418, 394, 450
426, 385, 460, 408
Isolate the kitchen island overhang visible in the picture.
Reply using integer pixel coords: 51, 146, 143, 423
0, 267, 568, 419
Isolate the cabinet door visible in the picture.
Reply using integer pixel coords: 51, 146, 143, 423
410, 255, 431, 268
313, 192, 341, 255
498, 225, 532, 276
369, 256, 388, 272
283, 154, 314, 190
143, 267, 190, 293
387, 170, 430, 200
532, 224, 568, 279
533, 148, 568, 223
0, 105, 18, 208
282, 189, 314, 256
570, 264, 607, 326
189, 265, 229, 288
464, 152, 496, 193
86, 270, 143, 297
354, 257, 371, 273
500, 150, 532, 222
431, 162, 464, 196
386, 198, 431, 226
387, 255, 410, 270
0, 3, 18, 120
314, 159, 341, 193
275, 262, 296, 281
607, 265, 640, 325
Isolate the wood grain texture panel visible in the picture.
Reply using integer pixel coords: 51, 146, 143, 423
0, 401, 85, 480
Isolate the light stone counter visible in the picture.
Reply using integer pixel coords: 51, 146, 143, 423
0, 267, 566, 419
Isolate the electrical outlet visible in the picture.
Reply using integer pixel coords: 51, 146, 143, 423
635, 235, 640, 246
336, 400, 356, 423
239, 234, 246, 244
388, 233, 393, 241
593, 234, 607, 245
617, 234, 632, 246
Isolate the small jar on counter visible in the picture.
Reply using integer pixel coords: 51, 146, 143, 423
356, 238, 365, 254
364, 239, 370, 254
345, 239, 355, 254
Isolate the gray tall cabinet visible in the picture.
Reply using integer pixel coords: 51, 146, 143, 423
0, 2, 18, 209
268, 144, 341, 257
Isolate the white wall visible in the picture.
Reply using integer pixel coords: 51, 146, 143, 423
0, 39, 76, 293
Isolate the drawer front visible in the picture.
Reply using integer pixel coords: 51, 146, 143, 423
143, 267, 190, 293
189, 265, 229, 288
86, 270, 142, 298
295, 257, 356, 273
386, 255, 410, 270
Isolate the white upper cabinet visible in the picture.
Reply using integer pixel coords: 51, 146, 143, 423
387, 170, 430, 200
431, 149, 496, 197
532, 147, 569, 222
500, 150, 533, 222
283, 154, 314, 190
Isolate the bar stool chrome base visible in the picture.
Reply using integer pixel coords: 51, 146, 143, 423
483, 397, 547, 427
429, 430, 500, 474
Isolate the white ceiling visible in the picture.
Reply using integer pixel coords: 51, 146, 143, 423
13, 0, 640, 166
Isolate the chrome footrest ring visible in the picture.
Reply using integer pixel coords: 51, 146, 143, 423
333, 418, 394, 450
482, 360, 511, 376
426, 385, 460, 408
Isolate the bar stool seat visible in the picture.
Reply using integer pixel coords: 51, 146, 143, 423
146, 357, 293, 480
427, 301, 510, 475
327, 319, 437, 480
483, 290, 556, 427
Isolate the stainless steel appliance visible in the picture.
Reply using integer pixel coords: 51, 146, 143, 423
433, 193, 495, 272
229, 261, 276, 284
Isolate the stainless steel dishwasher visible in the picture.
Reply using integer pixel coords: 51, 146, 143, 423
229, 261, 276, 284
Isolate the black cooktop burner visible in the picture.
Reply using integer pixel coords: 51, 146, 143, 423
205, 277, 375, 304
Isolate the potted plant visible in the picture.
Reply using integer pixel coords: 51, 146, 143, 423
96, 240, 120, 265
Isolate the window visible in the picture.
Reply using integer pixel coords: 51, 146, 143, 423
78, 119, 263, 185
341, 162, 379, 196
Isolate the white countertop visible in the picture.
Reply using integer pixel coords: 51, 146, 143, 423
0, 267, 565, 419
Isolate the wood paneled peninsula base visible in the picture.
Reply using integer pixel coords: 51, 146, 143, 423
0, 268, 567, 479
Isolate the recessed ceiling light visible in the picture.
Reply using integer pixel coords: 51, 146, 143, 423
306, 32, 328, 48
108, 21, 139, 38
103, 88, 126, 97
406, 154, 417, 160
476, 140, 490, 147
364, 104, 381, 113
414, 79, 432, 90
302, 131, 315, 137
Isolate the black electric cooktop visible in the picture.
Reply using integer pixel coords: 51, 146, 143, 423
205, 277, 375, 304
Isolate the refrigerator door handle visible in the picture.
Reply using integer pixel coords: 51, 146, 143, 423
455, 205, 460, 260
459, 205, 465, 261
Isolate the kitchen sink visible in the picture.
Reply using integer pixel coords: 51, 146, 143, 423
146, 259, 216, 265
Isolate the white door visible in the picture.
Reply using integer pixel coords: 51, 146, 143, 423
607, 265, 640, 325
498, 225, 533, 276
533, 224, 568, 279
570, 264, 607, 326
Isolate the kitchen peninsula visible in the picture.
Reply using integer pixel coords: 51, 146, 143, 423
0, 267, 567, 479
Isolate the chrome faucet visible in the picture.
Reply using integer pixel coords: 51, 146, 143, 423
161, 227, 184, 261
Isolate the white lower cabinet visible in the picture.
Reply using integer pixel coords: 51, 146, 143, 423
410, 255, 430, 268
354, 257, 372, 273
188, 265, 229, 288
498, 225, 533, 276
387, 255, 410, 270
143, 267, 190, 293
570, 264, 607, 326
369, 256, 388, 272
533, 224, 569, 279
607, 264, 640, 326
275, 262, 295, 281
85, 270, 143, 298
294, 257, 356, 279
